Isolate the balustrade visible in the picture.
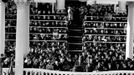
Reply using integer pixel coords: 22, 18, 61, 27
3, 68, 134, 75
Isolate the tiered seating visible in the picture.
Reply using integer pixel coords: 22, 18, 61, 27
3, 1, 134, 73
29, 2, 68, 51
3, 0, 16, 68
30, 2, 66, 15
3, 2, 68, 69
24, 2, 69, 70
81, 4, 129, 72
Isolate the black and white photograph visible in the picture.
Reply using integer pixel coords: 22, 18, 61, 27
0, 0, 134, 75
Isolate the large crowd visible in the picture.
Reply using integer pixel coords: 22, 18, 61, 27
2, 1, 134, 72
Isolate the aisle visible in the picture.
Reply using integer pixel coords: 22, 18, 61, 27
68, 10, 83, 53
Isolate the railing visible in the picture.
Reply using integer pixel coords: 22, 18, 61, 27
2, 68, 134, 75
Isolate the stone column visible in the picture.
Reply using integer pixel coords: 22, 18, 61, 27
118, 1, 127, 13
57, 0, 65, 10
0, 0, 4, 72
0, 0, 5, 57
126, 2, 134, 59
14, 0, 30, 75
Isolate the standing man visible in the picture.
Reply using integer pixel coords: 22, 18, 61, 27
67, 6, 73, 25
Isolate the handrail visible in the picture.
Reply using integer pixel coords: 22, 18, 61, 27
2, 68, 134, 75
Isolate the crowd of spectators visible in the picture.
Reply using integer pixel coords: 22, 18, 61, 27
30, 15, 66, 20
30, 27, 67, 40
30, 27, 67, 33
83, 35, 126, 42
2, 1, 134, 73
85, 16, 127, 22
3, 1, 68, 70
0, 0, 16, 68
84, 29, 126, 35
5, 0, 16, 19
86, 4, 127, 17
23, 3, 69, 71
80, 2, 130, 72
84, 22, 127, 28
30, 20, 68, 27
30, 2, 66, 15
23, 3, 133, 72
30, 33, 67, 40
1, 41, 15, 68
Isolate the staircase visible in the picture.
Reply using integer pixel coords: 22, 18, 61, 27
68, 21, 83, 53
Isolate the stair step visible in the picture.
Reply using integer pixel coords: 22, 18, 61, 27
68, 41, 82, 43
68, 24, 82, 27
68, 50, 82, 55
69, 48, 82, 50
68, 39, 82, 43
68, 27, 82, 29
68, 43, 83, 46
69, 29, 83, 31
68, 22, 83, 52
68, 36, 82, 38
68, 30, 82, 32
68, 44, 82, 50
68, 43, 83, 45
68, 32, 83, 36
69, 25, 82, 27
69, 36, 82, 38
69, 50, 82, 52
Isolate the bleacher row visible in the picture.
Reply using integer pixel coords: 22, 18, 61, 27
4, 1, 68, 70
2, 0, 134, 73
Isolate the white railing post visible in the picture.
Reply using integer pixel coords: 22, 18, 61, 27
30, 71, 33, 75
4, 68, 134, 75
25, 70, 28, 75
41, 72, 44, 75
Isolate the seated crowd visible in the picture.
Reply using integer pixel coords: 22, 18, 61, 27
83, 35, 126, 42
84, 29, 126, 35
2, 1, 134, 73
84, 22, 127, 28
86, 4, 127, 17
30, 2, 66, 15
30, 21, 68, 27
85, 16, 127, 22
